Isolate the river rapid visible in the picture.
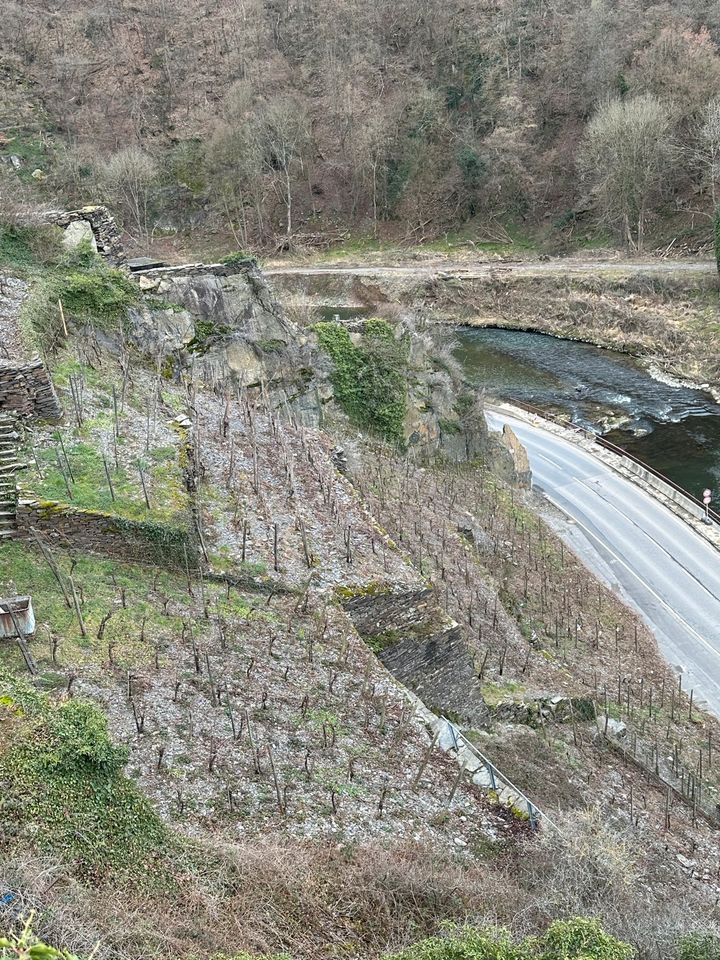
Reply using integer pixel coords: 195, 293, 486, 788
453, 327, 720, 498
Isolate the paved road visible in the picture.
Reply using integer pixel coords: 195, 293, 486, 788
486, 409, 720, 717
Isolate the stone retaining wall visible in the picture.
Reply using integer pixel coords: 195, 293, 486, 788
342, 588, 488, 725
342, 587, 436, 635
133, 259, 258, 281
491, 695, 596, 726
0, 359, 63, 422
16, 499, 197, 567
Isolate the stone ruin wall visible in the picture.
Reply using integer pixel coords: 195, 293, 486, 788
42, 205, 126, 266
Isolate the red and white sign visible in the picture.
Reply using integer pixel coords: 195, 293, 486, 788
704, 489, 712, 505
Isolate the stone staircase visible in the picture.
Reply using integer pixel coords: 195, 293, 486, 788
0, 414, 21, 540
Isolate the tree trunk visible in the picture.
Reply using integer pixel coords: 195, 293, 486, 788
285, 167, 292, 236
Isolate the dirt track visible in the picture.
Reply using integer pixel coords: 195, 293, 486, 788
266, 257, 717, 281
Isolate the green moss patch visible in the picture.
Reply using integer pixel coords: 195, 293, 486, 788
186, 316, 232, 354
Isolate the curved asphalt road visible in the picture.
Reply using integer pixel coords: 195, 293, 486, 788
486, 409, 720, 717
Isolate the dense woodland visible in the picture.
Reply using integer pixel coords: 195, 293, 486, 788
1, 0, 720, 252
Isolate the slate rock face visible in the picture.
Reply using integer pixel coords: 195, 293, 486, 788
127, 303, 196, 354
128, 259, 320, 422
130, 260, 294, 353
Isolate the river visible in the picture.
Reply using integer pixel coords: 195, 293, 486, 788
453, 327, 720, 498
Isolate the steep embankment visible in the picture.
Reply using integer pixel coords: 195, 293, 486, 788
3, 217, 720, 960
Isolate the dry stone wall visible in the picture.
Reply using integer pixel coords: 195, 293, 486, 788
43, 206, 126, 266
342, 588, 489, 726
16, 499, 197, 567
0, 359, 63, 422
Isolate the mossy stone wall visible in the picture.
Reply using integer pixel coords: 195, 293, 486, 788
16, 498, 197, 567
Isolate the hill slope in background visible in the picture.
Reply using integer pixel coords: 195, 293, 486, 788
1, 0, 720, 254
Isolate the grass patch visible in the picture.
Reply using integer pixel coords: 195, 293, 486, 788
0, 673, 167, 878
0, 541, 272, 676
0, 541, 188, 672
21, 438, 189, 524
481, 680, 525, 707
0, 135, 48, 182
0, 223, 64, 273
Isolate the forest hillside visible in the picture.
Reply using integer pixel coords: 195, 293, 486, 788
2, 0, 720, 254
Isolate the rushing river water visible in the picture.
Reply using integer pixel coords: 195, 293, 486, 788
453, 327, 720, 497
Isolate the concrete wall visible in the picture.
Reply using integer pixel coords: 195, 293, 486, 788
16, 499, 197, 567
0, 359, 63, 422
609, 451, 707, 523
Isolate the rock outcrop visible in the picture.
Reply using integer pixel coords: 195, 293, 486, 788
129, 259, 320, 423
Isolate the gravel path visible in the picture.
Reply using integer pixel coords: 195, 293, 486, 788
0, 276, 31, 360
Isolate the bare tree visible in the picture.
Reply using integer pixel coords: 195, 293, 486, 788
699, 97, 720, 206
102, 146, 158, 241
255, 97, 310, 238
579, 95, 673, 251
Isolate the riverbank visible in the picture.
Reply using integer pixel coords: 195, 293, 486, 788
268, 257, 720, 398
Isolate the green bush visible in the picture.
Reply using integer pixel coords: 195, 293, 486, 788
220, 250, 258, 266
20, 242, 137, 349
0, 922, 291, 960
0, 674, 166, 876
535, 919, 634, 960
676, 933, 720, 960
381, 925, 522, 960
314, 319, 409, 445
457, 147, 487, 189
